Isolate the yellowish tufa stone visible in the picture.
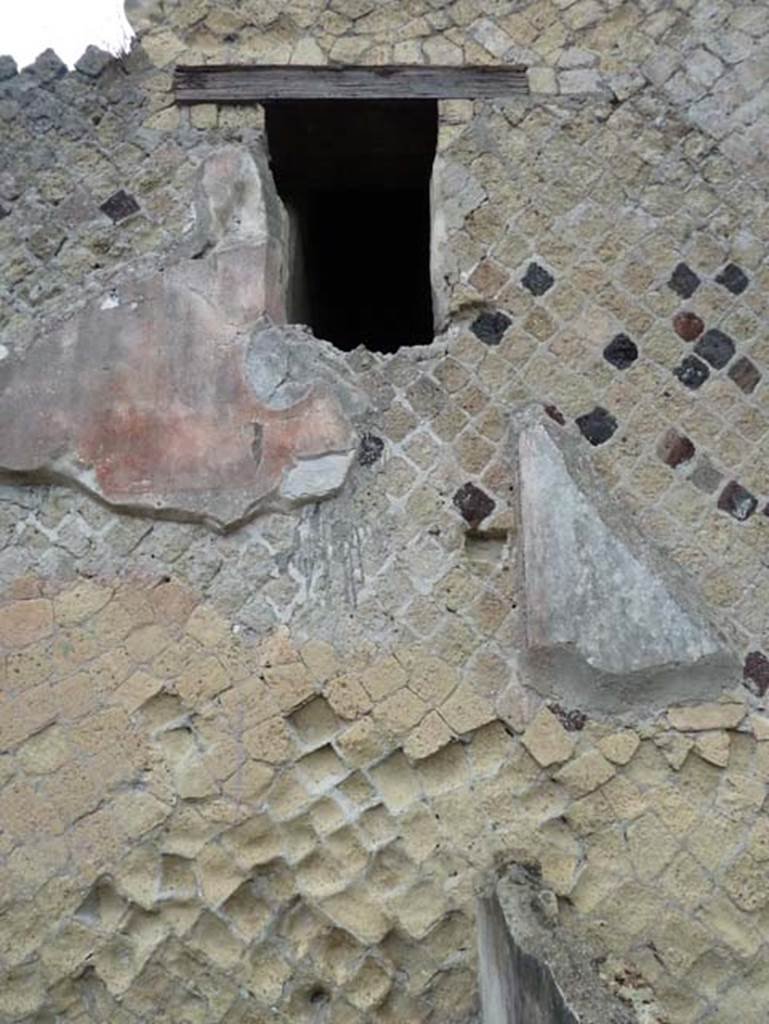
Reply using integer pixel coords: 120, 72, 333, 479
555, 750, 616, 797
521, 707, 575, 767
598, 730, 640, 765
0, 599, 53, 649
667, 702, 745, 732
403, 711, 453, 760
654, 731, 694, 770
694, 731, 731, 767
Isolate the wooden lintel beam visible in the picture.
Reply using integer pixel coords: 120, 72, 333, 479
173, 64, 529, 103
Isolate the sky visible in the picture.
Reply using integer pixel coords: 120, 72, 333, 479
2, 0, 134, 69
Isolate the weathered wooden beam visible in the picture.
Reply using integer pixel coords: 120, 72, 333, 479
173, 64, 529, 103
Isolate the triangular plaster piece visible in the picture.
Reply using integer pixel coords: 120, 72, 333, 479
517, 413, 738, 711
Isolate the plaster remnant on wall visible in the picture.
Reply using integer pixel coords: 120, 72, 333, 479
0, 146, 363, 530
517, 409, 738, 711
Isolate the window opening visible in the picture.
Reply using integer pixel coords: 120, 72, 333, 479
265, 99, 438, 353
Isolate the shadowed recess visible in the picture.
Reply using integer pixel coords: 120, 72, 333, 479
266, 99, 438, 352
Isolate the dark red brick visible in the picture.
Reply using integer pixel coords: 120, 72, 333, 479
672, 312, 705, 342
744, 651, 769, 697
657, 428, 695, 468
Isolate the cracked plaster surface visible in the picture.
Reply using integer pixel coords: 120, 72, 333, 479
0, 146, 362, 530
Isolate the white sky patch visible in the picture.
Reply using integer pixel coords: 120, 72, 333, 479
2, 0, 134, 69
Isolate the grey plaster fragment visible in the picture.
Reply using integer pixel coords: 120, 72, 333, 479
0, 55, 17, 81
75, 46, 113, 78
493, 868, 635, 1024
516, 409, 738, 711
281, 452, 355, 503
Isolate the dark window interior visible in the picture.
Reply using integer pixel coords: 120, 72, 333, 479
265, 100, 438, 352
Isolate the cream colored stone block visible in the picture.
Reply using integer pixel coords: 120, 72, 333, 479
322, 887, 391, 945
521, 707, 575, 767
222, 759, 275, 802
337, 770, 376, 810
751, 714, 769, 741
300, 639, 339, 681
723, 851, 769, 912
190, 911, 244, 969
113, 669, 165, 713
309, 796, 347, 836
417, 742, 469, 797
398, 651, 458, 704
263, 661, 315, 712
185, 604, 230, 647
356, 805, 398, 848
598, 730, 640, 765
345, 958, 393, 1010
115, 845, 161, 909
700, 892, 762, 958
222, 883, 272, 941
555, 750, 615, 797
374, 687, 428, 735
265, 770, 313, 822
335, 717, 388, 767
399, 805, 441, 864
667, 702, 745, 732
390, 881, 449, 940
369, 752, 422, 812
0, 599, 53, 649
540, 848, 581, 896
626, 814, 679, 881
296, 850, 350, 899
175, 653, 229, 704
243, 716, 296, 764
403, 711, 453, 760
361, 656, 408, 702
326, 674, 373, 720
112, 790, 170, 840
654, 731, 694, 770
194, 842, 246, 906
695, 730, 730, 767
467, 721, 516, 776
290, 696, 340, 748
299, 744, 347, 791
16, 724, 70, 774
53, 580, 112, 626
439, 685, 495, 734
222, 813, 283, 868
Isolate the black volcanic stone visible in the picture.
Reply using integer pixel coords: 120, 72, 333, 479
668, 262, 700, 299
744, 651, 769, 697
728, 356, 761, 394
521, 262, 555, 296
603, 333, 638, 370
576, 406, 618, 446
100, 189, 140, 223
358, 433, 384, 467
548, 703, 587, 732
694, 329, 735, 369
673, 355, 709, 390
717, 480, 757, 521
453, 482, 495, 527
715, 263, 749, 295
471, 311, 511, 346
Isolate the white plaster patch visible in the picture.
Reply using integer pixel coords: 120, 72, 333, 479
281, 451, 355, 504
519, 422, 724, 676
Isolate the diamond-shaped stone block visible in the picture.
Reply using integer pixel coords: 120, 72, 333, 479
521, 262, 555, 296
668, 262, 700, 299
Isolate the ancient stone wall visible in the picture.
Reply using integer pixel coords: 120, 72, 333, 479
1, 2, 769, 1022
